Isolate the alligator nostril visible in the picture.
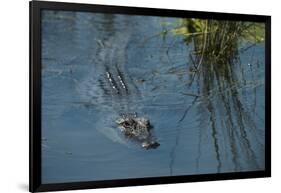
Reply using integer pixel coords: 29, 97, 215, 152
150, 141, 160, 149
142, 141, 160, 149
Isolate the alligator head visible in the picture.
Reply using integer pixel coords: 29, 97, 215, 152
116, 113, 160, 149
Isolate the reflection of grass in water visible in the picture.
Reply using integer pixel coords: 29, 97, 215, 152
191, 20, 264, 172
166, 19, 265, 173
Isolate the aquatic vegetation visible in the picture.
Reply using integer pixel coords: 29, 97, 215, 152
162, 18, 265, 173
164, 18, 265, 43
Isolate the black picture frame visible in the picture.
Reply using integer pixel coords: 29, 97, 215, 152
29, 1, 271, 192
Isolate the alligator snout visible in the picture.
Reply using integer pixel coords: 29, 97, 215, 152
142, 141, 160, 149
116, 113, 160, 150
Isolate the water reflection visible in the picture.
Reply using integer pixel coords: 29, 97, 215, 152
178, 19, 265, 172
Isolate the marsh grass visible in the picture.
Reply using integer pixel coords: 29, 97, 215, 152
165, 19, 265, 173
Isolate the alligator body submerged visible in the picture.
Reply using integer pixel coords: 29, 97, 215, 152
79, 16, 160, 150
102, 64, 160, 149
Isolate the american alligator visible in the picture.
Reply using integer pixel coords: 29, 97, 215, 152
101, 64, 160, 149
79, 17, 160, 150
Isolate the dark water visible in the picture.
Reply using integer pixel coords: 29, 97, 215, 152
41, 10, 265, 183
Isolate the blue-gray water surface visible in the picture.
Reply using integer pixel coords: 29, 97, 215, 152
41, 11, 265, 183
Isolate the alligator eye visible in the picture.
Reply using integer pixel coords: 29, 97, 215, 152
122, 121, 130, 128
